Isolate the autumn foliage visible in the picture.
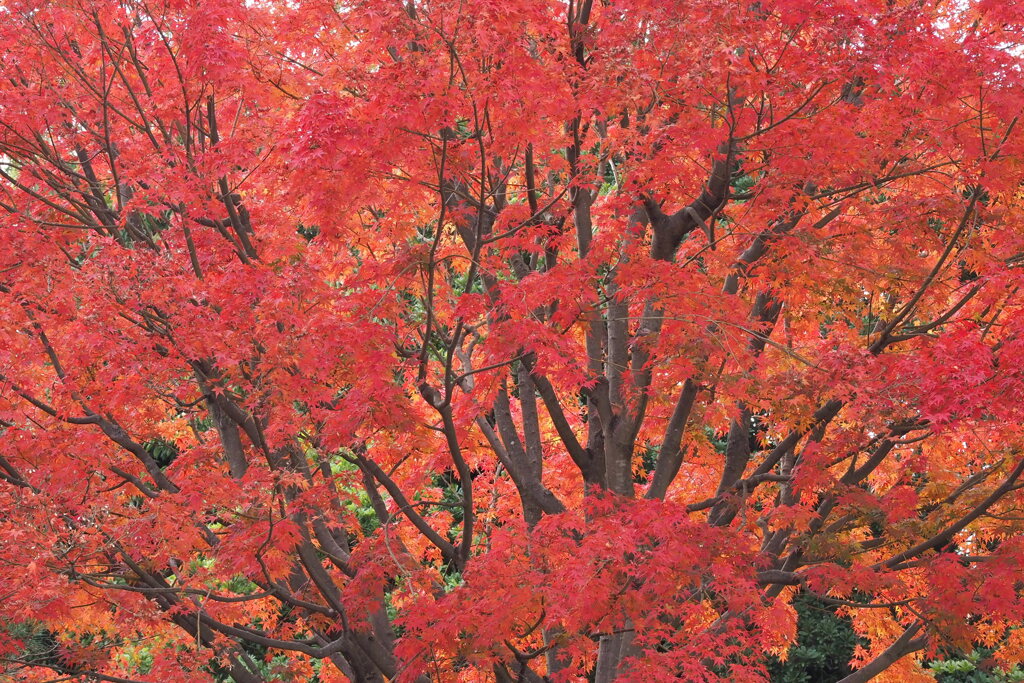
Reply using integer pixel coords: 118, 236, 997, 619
1, 0, 1024, 680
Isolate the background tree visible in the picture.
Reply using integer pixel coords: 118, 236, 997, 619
767, 593, 862, 683
1, 0, 1024, 681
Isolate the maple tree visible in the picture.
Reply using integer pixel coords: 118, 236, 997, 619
1, 0, 1023, 680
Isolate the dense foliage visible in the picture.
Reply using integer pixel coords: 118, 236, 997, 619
1, 0, 1024, 681
929, 651, 1024, 683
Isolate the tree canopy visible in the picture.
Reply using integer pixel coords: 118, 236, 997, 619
1, 0, 1024, 681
